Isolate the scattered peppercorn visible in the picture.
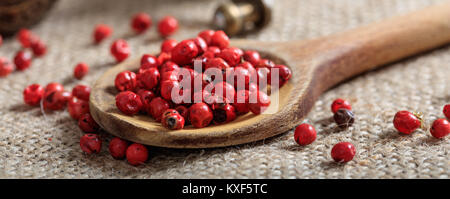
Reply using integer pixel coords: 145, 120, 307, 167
17, 29, 38, 48
80, 134, 102, 154
72, 84, 91, 101
331, 142, 356, 163
294, 123, 317, 146
78, 113, 100, 133
393, 110, 421, 134
0, 57, 13, 77
30, 40, 47, 57
93, 24, 112, 44
126, 143, 148, 166
443, 104, 450, 120
110, 39, 130, 62
68, 96, 90, 120
23, 84, 44, 106
158, 16, 179, 37
430, 118, 450, 139
109, 137, 129, 159
14, 50, 32, 71
74, 62, 89, 80
44, 82, 64, 94
334, 109, 355, 129
43, 90, 72, 110
131, 12, 152, 34
331, 98, 352, 114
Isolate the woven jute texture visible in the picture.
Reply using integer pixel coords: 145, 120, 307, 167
0, 0, 449, 179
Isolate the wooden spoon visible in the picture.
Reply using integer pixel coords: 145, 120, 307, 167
90, 2, 450, 148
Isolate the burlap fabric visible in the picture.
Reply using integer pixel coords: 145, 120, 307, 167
0, 0, 449, 179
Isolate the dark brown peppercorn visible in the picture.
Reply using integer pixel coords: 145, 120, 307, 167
334, 109, 355, 129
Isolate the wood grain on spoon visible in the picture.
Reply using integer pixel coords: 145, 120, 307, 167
90, 1, 450, 148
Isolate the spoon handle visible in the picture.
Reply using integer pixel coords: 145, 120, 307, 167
309, 1, 450, 92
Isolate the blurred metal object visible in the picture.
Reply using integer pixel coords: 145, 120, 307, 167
0, 0, 58, 36
213, 0, 272, 36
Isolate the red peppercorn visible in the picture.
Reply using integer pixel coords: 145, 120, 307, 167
23, 84, 44, 106
171, 40, 199, 65
137, 89, 156, 113
294, 123, 317, 146
175, 105, 189, 121
115, 91, 143, 115
443, 104, 450, 120
0, 57, 13, 77
78, 113, 100, 133
160, 80, 181, 101
109, 137, 129, 159
255, 67, 270, 85
331, 98, 352, 114
68, 96, 90, 120
14, 50, 32, 71
131, 12, 152, 34
248, 90, 271, 115
192, 89, 212, 103
211, 82, 236, 103
331, 142, 356, 163
393, 111, 422, 135
161, 70, 179, 82
30, 40, 47, 57
189, 102, 213, 128
161, 39, 177, 53
212, 103, 236, 124
93, 24, 112, 44
149, 97, 171, 121
191, 37, 208, 54
204, 57, 230, 72
256, 59, 275, 69
198, 30, 215, 45
234, 90, 250, 115
160, 61, 180, 74
157, 52, 172, 66
207, 45, 220, 53
161, 110, 185, 130
225, 67, 251, 90
72, 84, 91, 101
140, 54, 158, 70
210, 30, 229, 49
243, 50, 261, 66
17, 29, 38, 48
158, 16, 179, 37
110, 39, 130, 62
115, 70, 137, 92
44, 82, 64, 94
430, 118, 450, 139
73, 62, 89, 80
126, 143, 148, 166
43, 90, 71, 110
237, 61, 257, 79
138, 67, 160, 90
218, 47, 242, 67
248, 83, 259, 93
274, 64, 292, 87
80, 134, 102, 154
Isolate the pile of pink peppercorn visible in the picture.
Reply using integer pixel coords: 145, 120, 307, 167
0, 10, 447, 167
112, 28, 292, 130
